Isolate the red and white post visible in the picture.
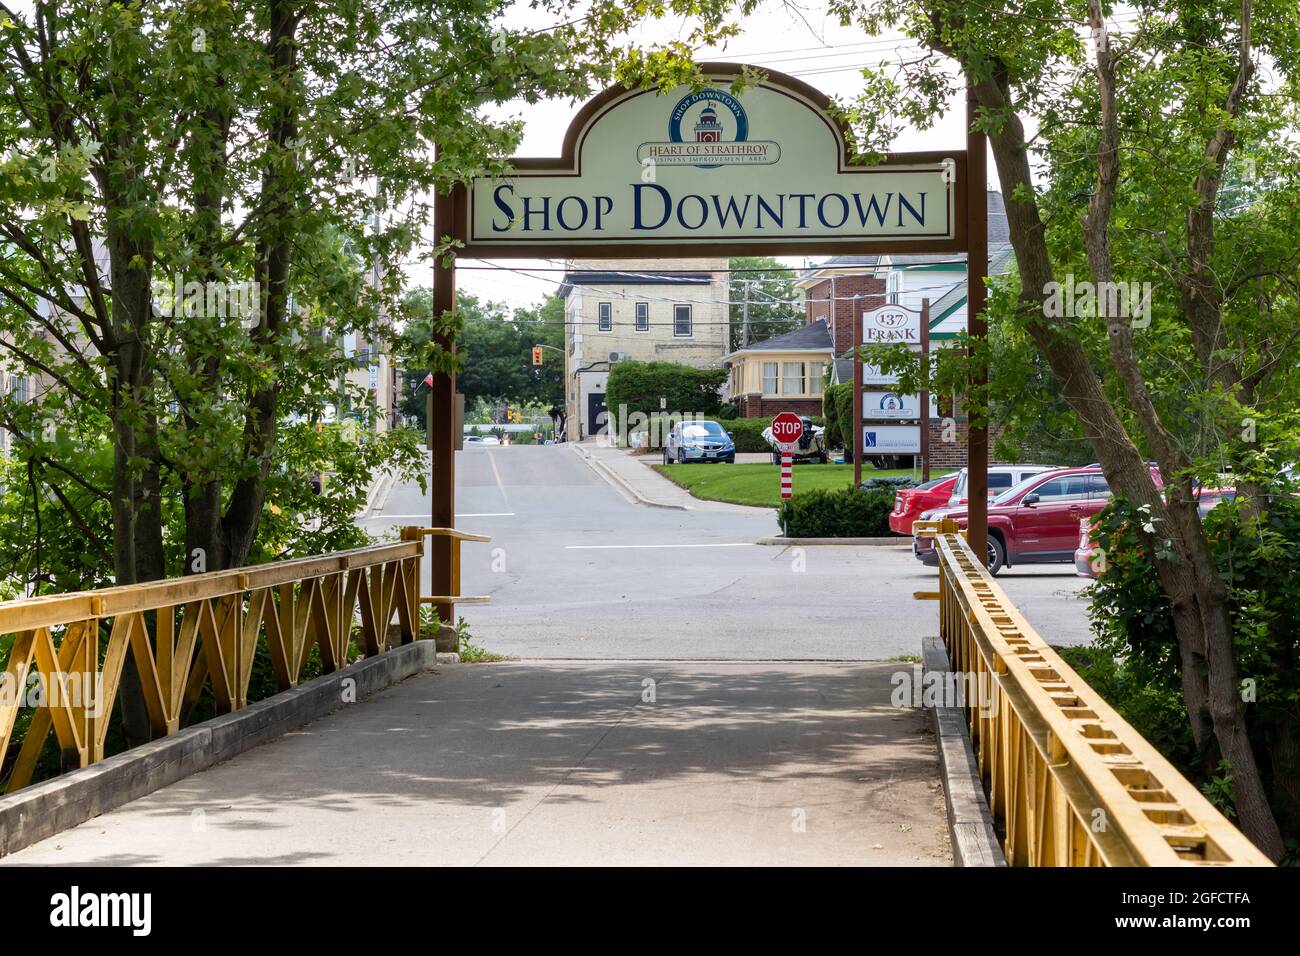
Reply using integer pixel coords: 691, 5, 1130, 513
780, 450, 793, 499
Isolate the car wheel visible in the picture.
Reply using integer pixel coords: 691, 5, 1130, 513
663, 447, 670, 465
986, 536, 1006, 576
678, 449, 686, 464
771, 450, 781, 464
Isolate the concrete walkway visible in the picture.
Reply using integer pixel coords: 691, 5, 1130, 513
574, 442, 761, 512
4, 661, 950, 866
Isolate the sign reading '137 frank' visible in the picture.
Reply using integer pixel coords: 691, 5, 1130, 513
469, 79, 957, 248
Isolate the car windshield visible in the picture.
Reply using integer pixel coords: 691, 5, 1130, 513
916, 473, 957, 492
683, 422, 724, 439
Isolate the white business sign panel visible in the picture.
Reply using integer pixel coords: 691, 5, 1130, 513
469, 79, 956, 248
862, 391, 922, 420
860, 361, 897, 386
862, 304, 922, 347
862, 424, 921, 454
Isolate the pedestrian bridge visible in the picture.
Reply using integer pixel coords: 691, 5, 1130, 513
0, 523, 1270, 866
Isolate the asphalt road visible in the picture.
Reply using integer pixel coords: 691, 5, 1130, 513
364, 444, 1095, 659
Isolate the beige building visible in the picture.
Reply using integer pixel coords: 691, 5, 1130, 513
723, 319, 832, 419
560, 258, 728, 439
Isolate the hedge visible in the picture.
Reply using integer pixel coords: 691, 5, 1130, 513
776, 486, 894, 537
822, 382, 854, 450
605, 360, 726, 425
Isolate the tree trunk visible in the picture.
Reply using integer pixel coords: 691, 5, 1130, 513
106, 224, 160, 749
968, 67, 1284, 857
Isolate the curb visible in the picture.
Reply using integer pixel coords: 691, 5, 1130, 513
571, 444, 690, 511
756, 536, 911, 546
921, 635, 1006, 867
362, 466, 400, 517
0, 641, 439, 859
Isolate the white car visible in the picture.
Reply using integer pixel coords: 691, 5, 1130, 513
479, 435, 500, 446
946, 464, 1055, 507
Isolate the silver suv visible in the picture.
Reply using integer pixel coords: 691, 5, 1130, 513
947, 464, 1055, 507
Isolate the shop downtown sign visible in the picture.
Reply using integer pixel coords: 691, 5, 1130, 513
466, 75, 959, 250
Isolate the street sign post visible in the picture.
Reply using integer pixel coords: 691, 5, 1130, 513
771, 412, 803, 503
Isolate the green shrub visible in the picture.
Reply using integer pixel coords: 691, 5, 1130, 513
776, 486, 894, 537
605, 360, 726, 424
861, 476, 916, 492
1082, 495, 1300, 832
822, 382, 853, 449
717, 417, 774, 452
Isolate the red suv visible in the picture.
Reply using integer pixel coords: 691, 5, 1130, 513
889, 473, 959, 536
913, 466, 1164, 575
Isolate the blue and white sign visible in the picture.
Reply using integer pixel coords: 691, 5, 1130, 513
862, 391, 921, 420
863, 424, 921, 454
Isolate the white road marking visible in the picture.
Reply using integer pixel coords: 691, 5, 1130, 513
364, 513, 516, 519
565, 543, 755, 550
487, 451, 508, 504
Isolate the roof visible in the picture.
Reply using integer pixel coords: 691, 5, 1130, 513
800, 192, 1010, 275
795, 255, 881, 286
726, 318, 834, 360
557, 270, 713, 299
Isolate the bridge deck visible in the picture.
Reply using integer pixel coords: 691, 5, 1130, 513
3, 661, 949, 866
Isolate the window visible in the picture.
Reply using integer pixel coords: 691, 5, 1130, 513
988, 473, 1016, 493
1088, 474, 1113, 499
762, 362, 779, 395
782, 362, 804, 395
598, 302, 612, 331
673, 304, 692, 337
1033, 476, 1091, 501
808, 363, 824, 396
635, 302, 649, 332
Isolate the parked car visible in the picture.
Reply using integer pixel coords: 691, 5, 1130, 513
480, 435, 500, 446
1074, 486, 1236, 577
946, 464, 1056, 507
889, 473, 959, 536
761, 417, 828, 463
914, 465, 1165, 575
663, 419, 736, 464
464, 435, 484, 444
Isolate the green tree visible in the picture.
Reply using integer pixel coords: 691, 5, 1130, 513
728, 256, 804, 350
0, 0, 611, 744
398, 291, 564, 431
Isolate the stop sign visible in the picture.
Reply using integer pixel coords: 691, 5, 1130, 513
771, 412, 804, 447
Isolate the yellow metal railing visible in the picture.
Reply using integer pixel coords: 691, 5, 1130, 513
917, 519, 1271, 866
0, 527, 488, 794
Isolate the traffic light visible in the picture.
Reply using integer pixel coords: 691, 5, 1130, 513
532, 345, 543, 366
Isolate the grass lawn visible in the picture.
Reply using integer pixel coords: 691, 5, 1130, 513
650, 462, 917, 508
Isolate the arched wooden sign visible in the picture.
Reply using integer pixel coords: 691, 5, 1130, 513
452, 64, 968, 258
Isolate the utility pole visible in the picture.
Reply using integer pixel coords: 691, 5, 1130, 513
741, 278, 751, 347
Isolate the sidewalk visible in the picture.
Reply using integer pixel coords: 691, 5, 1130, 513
3, 661, 951, 866
573, 441, 760, 512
